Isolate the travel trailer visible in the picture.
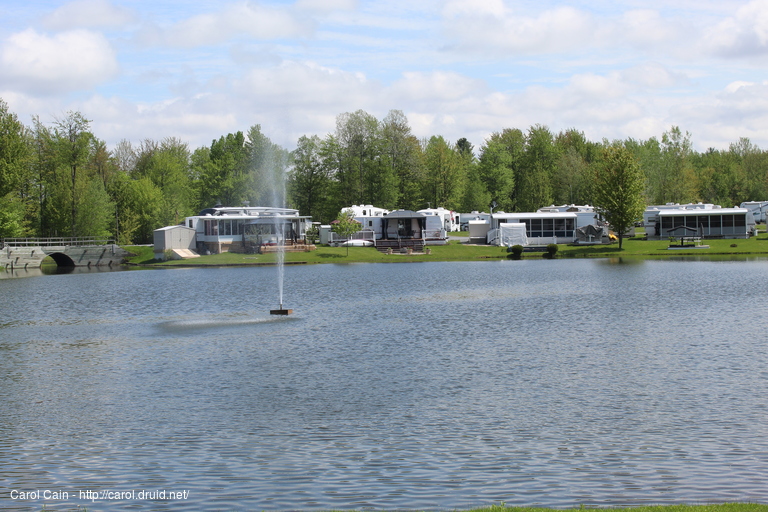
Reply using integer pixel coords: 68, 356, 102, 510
739, 201, 768, 223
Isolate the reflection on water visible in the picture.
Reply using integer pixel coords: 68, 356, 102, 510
1, 259, 768, 510
0, 264, 134, 279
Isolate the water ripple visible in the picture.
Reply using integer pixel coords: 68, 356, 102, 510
2, 260, 768, 510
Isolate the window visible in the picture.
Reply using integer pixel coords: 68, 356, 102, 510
735, 214, 746, 227
530, 219, 542, 236
542, 219, 554, 237
204, 220, 218, 236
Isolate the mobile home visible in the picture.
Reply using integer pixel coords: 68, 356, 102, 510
644, 204, 755, 239
185, 206, 312, 254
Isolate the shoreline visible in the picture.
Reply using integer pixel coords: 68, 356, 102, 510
121, 234, 768, 268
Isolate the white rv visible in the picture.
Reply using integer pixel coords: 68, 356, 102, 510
739, 201, 768, 223
644, 203, 755, 239
418, 207, 460, 233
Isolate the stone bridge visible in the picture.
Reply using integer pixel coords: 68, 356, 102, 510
1, 238, 131, 270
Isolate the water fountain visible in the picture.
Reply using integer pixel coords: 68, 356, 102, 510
270, 217, 292, 315
266, 147, 292, 316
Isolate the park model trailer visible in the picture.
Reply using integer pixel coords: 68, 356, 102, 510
644, 205, 755, 239
185, 206, 313, 254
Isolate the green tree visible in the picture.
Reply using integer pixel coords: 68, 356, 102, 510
516, 124, 556, 212
52, 111, 93, 236
333, 110, 384, 206
288, 135, 333, 222
729, 137, 768, 203
593, 145, 646, 249
691, 148, 743, 206
332, 208, 361, 256
0, 99, 29, 198
661, 126, 697, 203
0, 99, 32, 237
477, 128, 523, 212
380, 110, 418, 209
422, 135, 461, 209
134, 137, 194, 226
456, 137, 490, 213
75, 179, 114, 239
245, 124, 291, 208
554, 129, 596, 205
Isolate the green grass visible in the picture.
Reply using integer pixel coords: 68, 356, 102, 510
123, 232, 768, 268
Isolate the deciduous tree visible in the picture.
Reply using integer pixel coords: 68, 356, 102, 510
593, 145, 646, 249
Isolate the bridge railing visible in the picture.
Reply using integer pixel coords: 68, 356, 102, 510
1, 237, 115, 248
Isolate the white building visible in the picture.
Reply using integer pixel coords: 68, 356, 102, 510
417, 207, 460, 233
643, 203, 755, 239
482, 206, 605, 246
488, 212, 580, 246
184, 206, 312, 254
740, 201, 768, 223
341, 205, 451, 246
457, 211, 491, 231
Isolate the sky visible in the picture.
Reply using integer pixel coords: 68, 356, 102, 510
2, 0, 768, 153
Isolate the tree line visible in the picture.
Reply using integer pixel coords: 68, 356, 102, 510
2, 98, 768, 244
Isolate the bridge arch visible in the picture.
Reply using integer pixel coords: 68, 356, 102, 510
46, 252, 76, 267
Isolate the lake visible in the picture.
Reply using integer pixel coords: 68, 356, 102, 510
1, 258, 767, 510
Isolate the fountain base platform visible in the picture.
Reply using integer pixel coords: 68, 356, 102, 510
270, 308, 293, 315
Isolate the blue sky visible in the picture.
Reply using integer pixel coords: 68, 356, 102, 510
2, 0, 768, 152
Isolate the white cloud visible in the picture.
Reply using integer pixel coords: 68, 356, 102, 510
613, 9, 683, 49
442, 0, 506, 18
294, 0, 358, 14
707, 0, 768, 57
442, 4, 596, 55
158, 3, 313, 48
389, 71, 487, 103
41, 0, 136, 30
0, 29, 119, 95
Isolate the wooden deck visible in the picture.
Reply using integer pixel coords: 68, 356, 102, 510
374, 239, 424, 254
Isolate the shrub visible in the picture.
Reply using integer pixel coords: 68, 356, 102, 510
508, 245, 524, 259
546, 243, 559, 258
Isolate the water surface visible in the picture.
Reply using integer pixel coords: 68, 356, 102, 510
1, 259, 767, 510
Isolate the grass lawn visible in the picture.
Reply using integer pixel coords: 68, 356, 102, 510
123, 230, 768, 267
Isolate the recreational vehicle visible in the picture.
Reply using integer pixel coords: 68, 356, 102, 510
739, 201, 768, 223
185, 206, 313, 254
643, 204, 755, 239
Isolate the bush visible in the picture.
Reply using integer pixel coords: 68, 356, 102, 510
508, 244, 524, 259
546, 243, 559, 258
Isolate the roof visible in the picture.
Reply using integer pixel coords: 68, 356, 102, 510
658, 207, 748, 216
384, 210, 426, 218
492, 212, 578, 219
155, 225, 195, 232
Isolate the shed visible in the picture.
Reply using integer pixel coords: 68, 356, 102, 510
154, 225, 196, 259
497, 223, 528, 246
